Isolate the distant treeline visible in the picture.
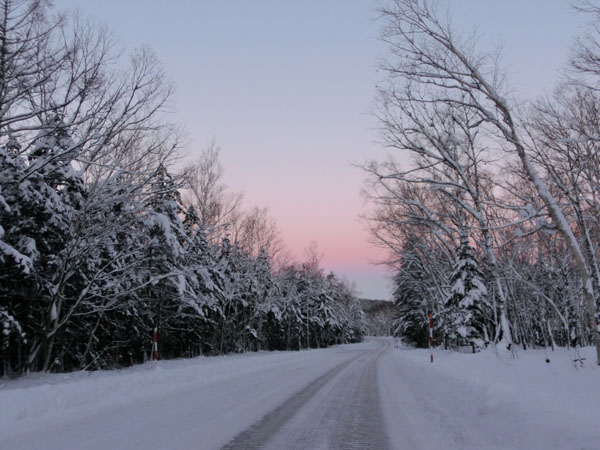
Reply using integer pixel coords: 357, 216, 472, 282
360, 300, 395, 336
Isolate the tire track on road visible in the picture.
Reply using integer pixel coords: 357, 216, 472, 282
221, 339, 390, 450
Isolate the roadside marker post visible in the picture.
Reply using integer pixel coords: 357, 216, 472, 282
429, 313, 434, 363
153, 327, 159, 361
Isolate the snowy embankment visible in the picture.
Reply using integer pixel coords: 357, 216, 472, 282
380, 343, 600, 450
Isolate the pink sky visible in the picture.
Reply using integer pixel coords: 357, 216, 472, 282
53, 0, 584, 299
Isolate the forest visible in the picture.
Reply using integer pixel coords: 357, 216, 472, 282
0, 0, 366, 375
364, 0, 600, 364
5, 0, 600, 376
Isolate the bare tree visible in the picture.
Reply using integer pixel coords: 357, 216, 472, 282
375, 0, 600, 363
231, 206, 291, 268
183, 140, 243, 241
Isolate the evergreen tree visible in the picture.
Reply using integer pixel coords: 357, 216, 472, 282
392, 235, 439, 348
142, 165, 189, 358
0, 116, 87, 372
251, 248, 278, 350
28, 116, 87, 371
277, 265, 304, 350
444, 231, 489, 351
0, 137, 31, 372
181, 205, 223, 355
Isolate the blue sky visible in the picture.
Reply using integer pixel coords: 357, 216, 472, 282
54, 0, 585, 299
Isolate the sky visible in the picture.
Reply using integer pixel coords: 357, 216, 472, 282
53, 0, 585, 299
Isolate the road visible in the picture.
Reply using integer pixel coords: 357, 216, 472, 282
1, 339, 394, 450
222, 339, 390, 450
3, 337, 596, 450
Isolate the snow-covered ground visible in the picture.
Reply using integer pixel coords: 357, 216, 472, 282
1, 338, 598, 450
380, 343, 600, 450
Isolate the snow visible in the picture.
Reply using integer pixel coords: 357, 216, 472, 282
0, 343, 366, 450
556, 137, 593, 144
1, 339, 599, 450
585, 277, 594, 297
153, 212, 172, 234
381, 342, 600, 450
0, 239, 33, 274
23, 236, 37, 256
50, 301, 57, 321
452, 277, 465, 295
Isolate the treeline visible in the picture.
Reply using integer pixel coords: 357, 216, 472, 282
365, 0, 600, 363
0, 0, 365, 375
360, 300, 395, 336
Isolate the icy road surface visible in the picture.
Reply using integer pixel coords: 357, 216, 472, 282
1, 338, 599, 450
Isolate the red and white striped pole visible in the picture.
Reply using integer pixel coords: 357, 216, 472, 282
428, 313, 434, 363
153, 327, 159, 361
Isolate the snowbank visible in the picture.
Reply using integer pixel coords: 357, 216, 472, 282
380, 343, 600, 450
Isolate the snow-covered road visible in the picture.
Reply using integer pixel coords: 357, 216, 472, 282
223, 339, 389, 450
1, 340, 385, 450
1, 338, 599, 450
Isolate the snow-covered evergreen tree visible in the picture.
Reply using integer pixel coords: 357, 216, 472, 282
181, 205, 224, 355
142, 164, 190, 359
444, 231, 489, 351
392, 234, 446, 348
0, 116, 88, 372
249, 248, 278, 350
0, 137, 30, 371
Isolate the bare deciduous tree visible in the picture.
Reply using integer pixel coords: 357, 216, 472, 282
373, 0, 600, 363
183, 140, 243, 241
